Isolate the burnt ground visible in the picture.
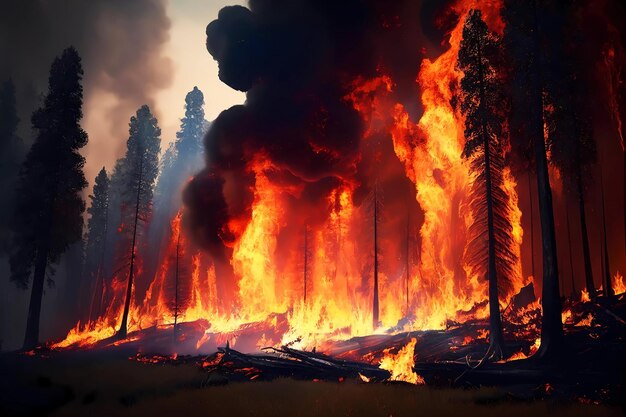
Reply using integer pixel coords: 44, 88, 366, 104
0, 347, 625, 417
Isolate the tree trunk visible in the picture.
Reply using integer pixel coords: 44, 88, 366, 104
372, 190, 379, 330
600, 172, 614, 298
531, 0, 563, 360
475, 31, 504, 360
23, 245, 48, 350
405, 211, 410, 316
576, 174, 595, 298
118, 157, 144, 339
565, 202, 576, 297
174, 230, 180, 338
528, 170, 536, 280
533, 129, 564, 359
303, 225, 308, 304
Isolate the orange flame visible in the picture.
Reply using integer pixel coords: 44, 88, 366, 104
379, 338, 424, 384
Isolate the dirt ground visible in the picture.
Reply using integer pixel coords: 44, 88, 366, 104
1, 350, 624, 417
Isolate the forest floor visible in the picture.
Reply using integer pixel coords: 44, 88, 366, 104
1, 348, 625, 417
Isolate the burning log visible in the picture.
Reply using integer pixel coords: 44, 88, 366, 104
201, 344, 391, 383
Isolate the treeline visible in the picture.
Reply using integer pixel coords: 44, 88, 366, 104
1, 47, 208, 349
458, 0, 623, 362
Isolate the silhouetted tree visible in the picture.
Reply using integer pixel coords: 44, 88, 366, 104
372, 189, 379, 330
85, 167, 110, 320
10, 47, 88, 349
503, 0, 563, 360
599, 172, 613, 298
117, 105, 161, 339
544, 16, 597, 300
458, 9, 517, 361
0, 79, 22, 254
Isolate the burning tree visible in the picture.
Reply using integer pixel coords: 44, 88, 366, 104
9, 47, 88, 349
0, 79, 22, 254
117, 105, 161, 339
84, 167, 110, 321
457, 9, 512, 361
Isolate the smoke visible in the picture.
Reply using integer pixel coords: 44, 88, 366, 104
183, 0, 455, 273
0, 0, 173, 183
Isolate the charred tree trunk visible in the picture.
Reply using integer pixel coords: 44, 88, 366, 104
304, 225, 308, 304
528, 170, 536, 279
483, 137, 505, 359
576, 174, 595, 298
405, 211, 410, 315
531, 0, 563, 360
173, 230, 181, 338
23, 241, 49, 350
565, 202, 576, 297
475, 32, 505, 360
88, 208, 109, 322
118, 156, 144, 339
372, 190, 380, 330
600, 172, 614, 299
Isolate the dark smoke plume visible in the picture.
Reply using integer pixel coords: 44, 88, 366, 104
184, 0, 452, 268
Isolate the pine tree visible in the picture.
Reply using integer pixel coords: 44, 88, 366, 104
155, 87, 206, 210
148, 87, 207, 290
503, 0, 564, 360
117, 105, 161, 339
10, 47, 88, 349
85, 168, 110, 320
176, 87, 206, 165
154, 87, 207, 217
458, 10, 515, 361
0, 79, 22, 254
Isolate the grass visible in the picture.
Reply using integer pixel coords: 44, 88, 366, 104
1, 353, 624, 417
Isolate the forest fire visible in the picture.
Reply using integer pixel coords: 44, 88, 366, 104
3, 0, 626, 414
52, 0, 536, 355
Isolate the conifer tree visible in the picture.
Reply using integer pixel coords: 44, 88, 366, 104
10, 47, 88, 349
458, 10, 518, 360
503, 0, 564, 359
117, 105, 161, 339
458, 10, 511, 360
85, 167, 110, 320
544, 16, 597, 300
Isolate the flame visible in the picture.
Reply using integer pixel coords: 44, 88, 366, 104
613, 271, 626, 295
575, 314, 595, 328
378, 338, 424, 384
581, 289, 591, 303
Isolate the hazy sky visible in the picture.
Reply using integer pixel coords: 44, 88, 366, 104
156, 0, 246, 141
82, 0, 246, 186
